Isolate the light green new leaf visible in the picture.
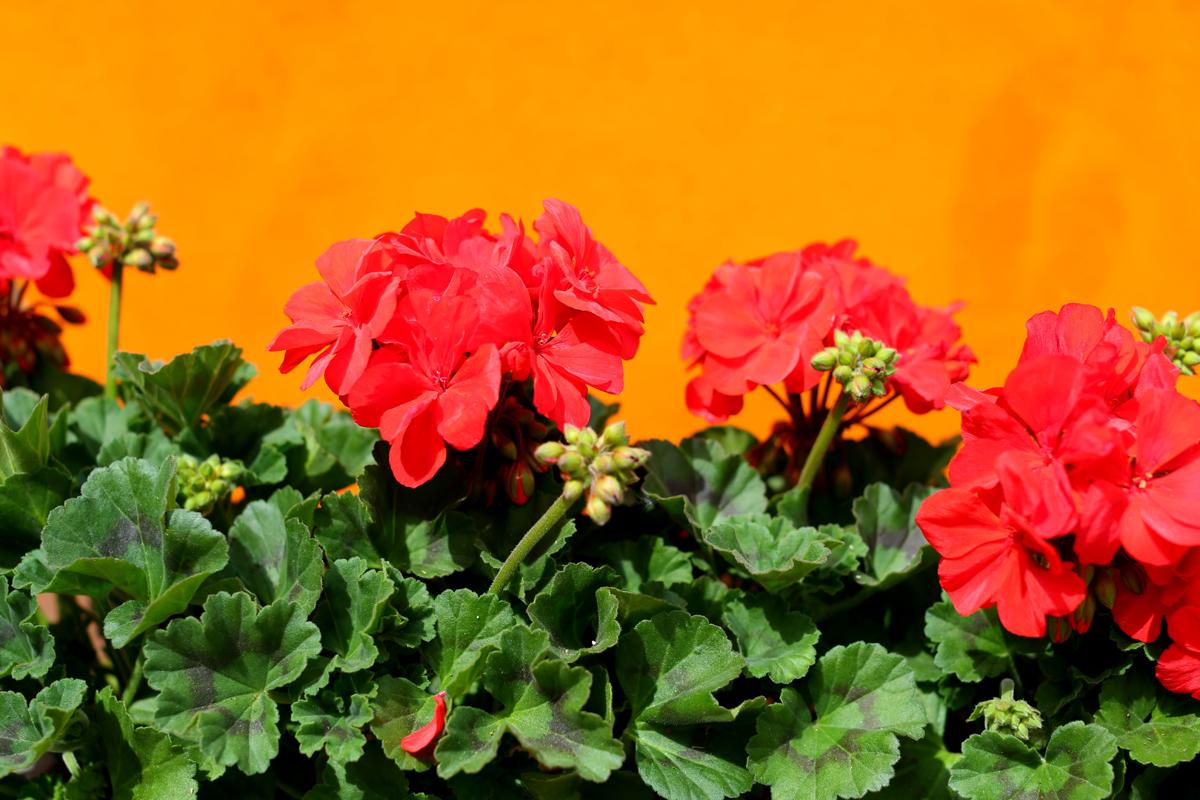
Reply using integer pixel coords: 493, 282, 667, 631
0, 678, 87, 777
640, 438, 768, 530
313, 557, 395, 673
370, 676, 442, 772
0, 574, 54, 680
38, 457, 229, 647
144, 591, 322, 775
528, 563, 621, 662
113, 341, 253, 436
1095, 671, 1200, 767
436, 626, 624, 782
702, 514, 831, 593
722, 592, 819, 683
852, 483, 936, 588
428, 589, 518, 700
228, 498, 324, 615
292, 675, 377, 764
93, 687, 198, 800
924, 600, 1012, 684
949, 722, 1119, 800
0, 391, 50, 479
746, 643, 926, 800
597, 536, 694, 592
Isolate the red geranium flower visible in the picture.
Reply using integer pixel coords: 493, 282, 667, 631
268, 239, 399, 395
0, 147, 93, 298
916, 459, 1087, 638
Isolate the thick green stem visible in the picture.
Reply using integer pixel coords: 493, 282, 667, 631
105, 260, 124, 400
795, 390, 851, 497
489, 493, 576, 595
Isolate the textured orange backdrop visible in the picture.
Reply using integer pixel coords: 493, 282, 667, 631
3, 1, 1198, 442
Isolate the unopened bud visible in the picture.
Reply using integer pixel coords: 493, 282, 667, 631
613, 446, 649, 470
88, 243, 113, 268
562, 479, 584, 502
592, 454, 615, 475
601, 421, 628, 448
877, 347, 897, 365
1048, 616, 1071, 643
563, 425, 581, 445
75, 236, 94, 252
534, 441, 565, 464
557, 451, 584, 476
122, 248, 154, 269
1132, 307, 1156, 330
1184, 352, 1200, 367
1072, 594, 1096, 633
593, 474, 623, 504
848, 374, 873, 402
861, 357, 885, 375
832, 365, 853, 384
1121, 566, 1145, 595
585, 495, 612, 525
1093, 569, 1117, 608
833, 330, 850, 347
811, 350, 837, 371
504, 460, 535, 505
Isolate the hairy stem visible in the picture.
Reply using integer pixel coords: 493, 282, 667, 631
795, 390, 851, 498
105, 260, 124, 400
489, 492, 576, 595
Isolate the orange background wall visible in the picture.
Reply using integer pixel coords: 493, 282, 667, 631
3, 1, 1198, 442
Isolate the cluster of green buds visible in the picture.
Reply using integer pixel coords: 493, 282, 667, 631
810, 330, 899, 402
534, 421, 650, 525
968, 679, 1043, 742
77, 202, 178, 274
1131, 307, 1200, 375
176, 454, 243, 514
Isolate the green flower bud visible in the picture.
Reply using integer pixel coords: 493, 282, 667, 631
218, 462, 243, 480
122, 248, 154, 269
562, 479, 584, 501
877, 347, 898, 364
534, 441, 565, 464
132, 228, 156, 244
593, 474, 623, 504
833, 329, 850, 347
592, 454, 615, 475
1183, 352, 1200, 367
88, 243, 113, 269
811, 350, 838, 371
75, 236, 94, 252
557, 451, 584, 476
832, 365, 853, 383
837, 350, 855, 367
562, 425, 581, 445
585, 495, 612, 526
188, 491, 214, 512
860, 357, 885, 375
612, 446, 649, 470
848, 374, 873, 402
1132, 306, 1156, 330
601, 421, 628, 449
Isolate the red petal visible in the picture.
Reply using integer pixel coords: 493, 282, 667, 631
401, 691, 448, 755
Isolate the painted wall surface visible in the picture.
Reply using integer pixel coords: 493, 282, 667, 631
3, 1, 1198, 441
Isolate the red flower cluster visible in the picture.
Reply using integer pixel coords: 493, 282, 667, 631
916, 304, 1200, 696
682, 240, 974, 421
270, 200, 652, 489
0, 146, 93, 298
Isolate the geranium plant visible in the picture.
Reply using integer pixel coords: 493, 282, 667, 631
2, 146, 1200, 800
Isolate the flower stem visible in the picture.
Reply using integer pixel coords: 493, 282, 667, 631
122, 652, 144, 704
795, 390, 851, 497
489, 492, 576, 595
104, 260, 124, 400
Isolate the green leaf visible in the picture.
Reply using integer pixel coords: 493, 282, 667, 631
93, 686, 198, 800
113, 341, 254, 436
380, 569, 436, 649
0, 678, 87, 777
702, 514, 831, 593
722, 592, 819, 683
868, 731, 957, 800
630, 724, 754, 800
597, 536, 693, 592
641, 438, 768, 530
370, 676, 442, 772
0, 391, 50, 478
619, 611, 745, 726
305, 743, 417, 800
292, 675, 376, 764
618, 612, 751, 800
0, 467, 71, 568
228, 498, 324, 615
68, 396, 136, 459
39, 457, 229, 647
96, 429, 179, 468
479, 518, 578, 602
428, 589, 518, 701
949, 722, 1119, 800
313, 558, 395, 674
144, 591, 322, 775
924, 600, 1012, 684
0, 575, 54, 680
436, 626, 624, 782
1094, 671, 1200, 767
852, 483, 936, 588
263, 400, 377, 494
746, 643, 926, 800
313, 492, 377, 563
528, 563, 621, 662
